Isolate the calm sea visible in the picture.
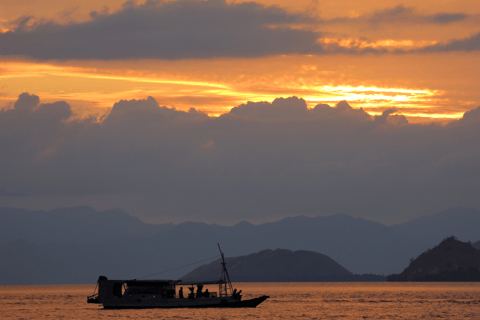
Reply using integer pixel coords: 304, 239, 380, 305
1, 282, 480, 319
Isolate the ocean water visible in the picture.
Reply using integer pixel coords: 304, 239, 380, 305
1, 282, 480, 319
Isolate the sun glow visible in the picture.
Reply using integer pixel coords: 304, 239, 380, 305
0, 60, 468, 121
319, 38, 438, 50
367, 112, 465, 119
303, 85, 438, 103
0, 62, 228, 88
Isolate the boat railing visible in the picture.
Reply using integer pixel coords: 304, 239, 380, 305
188, 292, 218, 298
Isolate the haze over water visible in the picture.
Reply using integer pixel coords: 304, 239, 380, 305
2, 283, 480, 319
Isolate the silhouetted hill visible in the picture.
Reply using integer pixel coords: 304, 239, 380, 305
387, 237, 480, 282
472, 240, 480, 250
390, 207, 480, 248
181, 249, 353, 282
0, 206, 173, 244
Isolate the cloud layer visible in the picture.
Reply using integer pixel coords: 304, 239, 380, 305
0, 0, 322, 60
1, 0, 477, 60
1, 93, 480, 223
421, 31, 480, 52
328, 5, 469, 26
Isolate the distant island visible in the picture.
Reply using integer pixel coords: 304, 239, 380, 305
181, 249, 386, 282
387, 236, 480, 282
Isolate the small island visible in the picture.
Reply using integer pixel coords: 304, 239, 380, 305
387, 236, 480, 282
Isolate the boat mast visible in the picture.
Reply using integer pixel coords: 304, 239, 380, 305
217, 243, 234, 297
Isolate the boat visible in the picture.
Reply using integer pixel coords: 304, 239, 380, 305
87, 244, 269, 309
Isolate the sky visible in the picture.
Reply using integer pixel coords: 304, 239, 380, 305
1, 0, 480, 225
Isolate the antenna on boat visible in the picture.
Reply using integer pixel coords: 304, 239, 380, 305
217, 243, 234, 297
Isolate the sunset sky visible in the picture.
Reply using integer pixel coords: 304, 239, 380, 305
1, 0, 480, 224
2, 0, 480, 121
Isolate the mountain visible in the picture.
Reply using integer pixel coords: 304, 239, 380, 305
0, 206, 174, 244
387, 237, 480, 282
145, 214, 417, 276
181, 249, 353, 282
473, 240, 480, 250
390, 207, 480, 248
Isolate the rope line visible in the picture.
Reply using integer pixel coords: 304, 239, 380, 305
137, 254, 221, 279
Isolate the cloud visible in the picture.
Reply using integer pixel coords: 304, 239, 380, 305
420, 31, 480, 52
368, 5, 468, 25
461, 105, 480, 120
2, 93, 480, 223
430, 13, 469, 24
313, 5, 473, 53
228, 97, 311, 119
103, 96, 208, 126
0, 93, 84, 191
373, 108, 408, 126
227, 97, 371, 121
0, 0, 323, 60
2, 1, 475, 59
327, 5, 469, 26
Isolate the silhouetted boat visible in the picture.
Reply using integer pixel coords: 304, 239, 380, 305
87, 244, 269, 309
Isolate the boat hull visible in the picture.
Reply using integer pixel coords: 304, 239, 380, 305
100, 296, 269, 309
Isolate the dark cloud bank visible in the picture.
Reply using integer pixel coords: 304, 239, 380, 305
1, 0, 477, 60
421, 32, 480, 52
1, 93, 480, 223
0, 0, 322, 60
329, 5, 469, 25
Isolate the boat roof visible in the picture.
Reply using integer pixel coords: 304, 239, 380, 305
103, 279, 226, 286
177, 280, 225, 286
126, 280, 179, 286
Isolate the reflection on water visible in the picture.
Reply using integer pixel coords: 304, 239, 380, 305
1, 282, 480, 319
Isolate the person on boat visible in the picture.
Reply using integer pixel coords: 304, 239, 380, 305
233, 290, 242, 300
179, 287, 184, 299
196, 284, 204, 298
188, 286, 195, 299
204, 289, 210, 298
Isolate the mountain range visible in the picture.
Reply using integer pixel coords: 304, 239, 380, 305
0, 206, 173, 244
1, 206, 479, 284
390, 207, 480, 249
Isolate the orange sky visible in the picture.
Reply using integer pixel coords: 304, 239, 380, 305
2, 0, 480, 22
1, 0, 480, 122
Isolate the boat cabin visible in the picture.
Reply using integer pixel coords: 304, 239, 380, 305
90, 276, 228, 303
